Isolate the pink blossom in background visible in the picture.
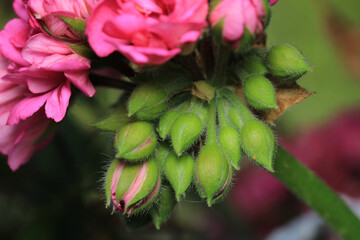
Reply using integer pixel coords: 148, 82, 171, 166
26, 0, 97, 40
86, 0, 208, 66
209, 0, 267, 50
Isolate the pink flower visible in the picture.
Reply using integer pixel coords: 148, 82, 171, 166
209, 0, 267, 50
26, 0, 97, 40
0, 55, 52, 171
0, 14, 95, 170
86, 0, 208, 66
4, 33, 95, 124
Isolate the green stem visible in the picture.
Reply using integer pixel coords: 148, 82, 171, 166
213, 44, 231, 87
206, 99, 217, 144
273, 147, 360, 240
216, 96, 230, 128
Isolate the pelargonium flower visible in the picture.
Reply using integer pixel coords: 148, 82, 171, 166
86, 0, 208, 66
0, 55, 52, 171
0, 6, 96, 169
25, 0, 97, 40
1, 17, 95, 123
210, 0, 271, 50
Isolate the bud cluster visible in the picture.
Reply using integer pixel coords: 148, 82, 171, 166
100, 42, 311, 228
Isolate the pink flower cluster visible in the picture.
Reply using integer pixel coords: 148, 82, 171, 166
0, 0, 95, 170
1, 0, 278, 170
86, 0, 209, 66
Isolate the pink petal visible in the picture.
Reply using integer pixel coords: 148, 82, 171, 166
7, 92, 51, 125
65, 71, 96, 97
45, 81, 71, 122
85, 0, 120, 57
13, 0, 29, 20
0, 19, 31, 66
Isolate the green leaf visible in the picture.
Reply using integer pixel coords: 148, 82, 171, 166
58, 16, 86, 39
92, 106, 131, 132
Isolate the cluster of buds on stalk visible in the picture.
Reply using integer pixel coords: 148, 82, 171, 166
101, 41, 311, 227
0, 0, 312, 230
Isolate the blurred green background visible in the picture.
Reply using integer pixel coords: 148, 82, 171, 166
1, 0, 360, 239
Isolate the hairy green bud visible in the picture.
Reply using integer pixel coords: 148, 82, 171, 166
164, 153, 195, 200
240, 120, 275, 172
218, 126, 242, 170
170, 113, 203, 156
128, 84, 167, 120
241, 56, 268, 75
150, 185, 177, 230
228, 107, 244, 130
105, 158, 161, 215
154, 143, 173, 172
266, 44, 311, 80
243, 75, 277, 110
115, 122, 157, 160
158, 110, 180, 140
194, 143, 232, 206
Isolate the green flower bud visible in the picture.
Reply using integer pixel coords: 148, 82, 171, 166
158, 110, 180, 140
228, 107, 244, 130
266, 44, 311, 80
218, 126, 242, 170
243, 75, 277, 110
241, 56, 268, 75
128, 84, 167, 120
150, 185, 177, 230
104, 158, 161, 215
154, 143, 173, 172
58, 16, 86, 39
115, 122, 157, 160
240, 120, 275, 172
164, 153, 195, 200
191, 100, 209, 126
194, 143, 232, 206
170, 113, 203, 156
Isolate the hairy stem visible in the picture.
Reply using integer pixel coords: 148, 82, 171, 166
273, 147, 360, 240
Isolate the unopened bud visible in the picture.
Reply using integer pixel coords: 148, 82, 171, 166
191, 100, 209, 126
128, 84, 167, 120
158, 110, 180, 140
150, 185, 177, 230
243, 75, 277, 110
240, 120, 275, 172
170, 113, 203, 156
240, 56, 268, 75
154, 143, 173, 172
115, 122, 157, 160
194, 143, 232, 206
218, 126, 242, 170
228, 107, 244, 130
164, 153, 195, 200
266, 44, 311, 80
105, 158, 161, 215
